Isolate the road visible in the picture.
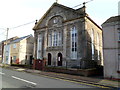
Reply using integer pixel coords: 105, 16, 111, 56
0, 67, 99, 88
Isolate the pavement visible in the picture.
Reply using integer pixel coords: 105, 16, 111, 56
0, 64, 120, 89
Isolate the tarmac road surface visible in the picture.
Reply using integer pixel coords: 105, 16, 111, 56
0, 67, 99, 88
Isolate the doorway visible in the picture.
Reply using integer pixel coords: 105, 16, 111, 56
58, 53, 62, 66
30, 55, 33, 65
48, 53, 52, 65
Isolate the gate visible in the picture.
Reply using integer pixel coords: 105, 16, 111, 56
33, 59, 46, 70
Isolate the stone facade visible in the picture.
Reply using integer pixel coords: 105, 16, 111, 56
33, 3, 103, 69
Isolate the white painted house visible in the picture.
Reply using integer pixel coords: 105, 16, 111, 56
102, 15, 120, 79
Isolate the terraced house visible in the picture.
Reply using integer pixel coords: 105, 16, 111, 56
3, 35, 34, 65
0, 36, 18, 63
33, 2, 103, 69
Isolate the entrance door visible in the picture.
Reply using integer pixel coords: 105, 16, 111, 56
48, 53, 51, 65
58, 53, 62, 66
30, 55, 33, 65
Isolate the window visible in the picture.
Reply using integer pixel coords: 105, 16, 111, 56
119, 31, 120, 41
53, 31, 58, 46
37, 34, 43, 59
53, 19, 57, 24
118, 55, 120, 71
48, 31, 62, 47
13, 56, 16, 63
48, 34, 52, 47
58, 32, 62, 46
71, 26, 77, 59
13, 44, 16, 48
91, 29, 94, 60
97, 33, 100, 60
6, 56, 8, 63
53, 18, 58, 24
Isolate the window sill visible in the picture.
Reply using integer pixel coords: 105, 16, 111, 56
70, 59, 78, 61
46, 46, 63, 51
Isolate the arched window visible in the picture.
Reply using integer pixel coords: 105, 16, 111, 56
71, 26, 77, 59
37, 34, 43, 59
97, 33, 100, 60
91, 29, 94, 60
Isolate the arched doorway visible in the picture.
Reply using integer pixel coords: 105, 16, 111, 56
58, 53, 62, 66
48, 53, 51, 65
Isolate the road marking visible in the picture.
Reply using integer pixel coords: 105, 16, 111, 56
40, 75, 110, 89
0, 72, 5, 75
15, 68, 25, 71
12, 76, 37, 86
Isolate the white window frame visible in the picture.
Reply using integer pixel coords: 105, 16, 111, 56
37, 34, 43, 59
13, 44, 16, 48
91, 29, 94, 60
13, 56, 16, 63
53, 31, 58, 46
48, 33, 52, 47
48, 31, 62, 47
53, 18, 58, 24
58, 31, 62, 46
71, 26, 77, 59
97, 33, 100, 60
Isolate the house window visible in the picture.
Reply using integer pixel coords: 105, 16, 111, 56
97, 33, 100, 60
91, 29, 94, 60
71, 26, 77, 59
6, 56, 8, 64
13, 44, 16, 48
13, 56, 16, 63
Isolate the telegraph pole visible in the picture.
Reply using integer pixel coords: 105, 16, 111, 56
3, 28, 9, 64
6, 28, 9, 42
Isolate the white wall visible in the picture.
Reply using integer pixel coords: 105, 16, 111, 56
19, 39, 27, 64
102, 22, 120, 79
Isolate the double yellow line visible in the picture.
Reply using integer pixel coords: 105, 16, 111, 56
39, 74, 111, 89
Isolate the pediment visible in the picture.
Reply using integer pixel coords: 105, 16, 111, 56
33, 3, 83, 30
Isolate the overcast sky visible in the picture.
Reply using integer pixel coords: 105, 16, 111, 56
0, 0, 119, 42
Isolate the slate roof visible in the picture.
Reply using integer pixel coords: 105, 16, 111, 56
11, 34, 32, 43
102, 15, 120, 25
